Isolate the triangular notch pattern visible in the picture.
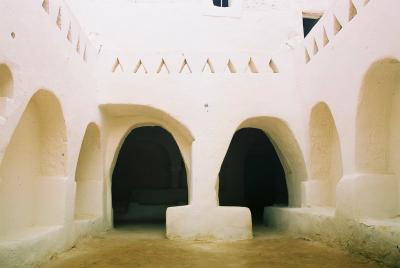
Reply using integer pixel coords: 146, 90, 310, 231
202, 59, 215, 73
112, 58, 124, 73
42, 0, 50, 14
157, 59, 170, 74
227, 60, 237, 73
67, 23, 72, 43
333, 15, 342, 35
313, 39, 319, 55
247, 58, 258, 73
179, 59, 192, 74
76, 38, 81, 54
322, 27, 329, 47
133, 60, 148, 74
83, 46, 87, 62
56, 8, 62, 30
305, 48, 311, 63
349, 0, 358, 21
269, 59, 279, 73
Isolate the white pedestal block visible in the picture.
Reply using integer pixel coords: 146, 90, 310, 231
166, 205, 252, 241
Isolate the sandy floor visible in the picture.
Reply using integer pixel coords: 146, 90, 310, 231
43, 224, 384, 268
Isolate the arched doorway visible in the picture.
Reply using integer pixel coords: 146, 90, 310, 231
112, 126, 188, 226
219, 128, 288, 222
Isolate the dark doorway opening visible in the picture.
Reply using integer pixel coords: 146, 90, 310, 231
219, 128, 288, 223
303, 17, 319, 37
112, 126, 188, 227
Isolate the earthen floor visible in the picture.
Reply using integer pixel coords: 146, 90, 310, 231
44, 224, 385, 268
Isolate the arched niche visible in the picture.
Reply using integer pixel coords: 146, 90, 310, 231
0, 90, 67, 238
0, 64, 13, 116
0, 64, 13, 98
225, 117, 307, 208
347, 58, 400, 218
309, 102, 343, 206
356, 59, 400, 174
111, 126, 188, 225
74, 123, 103, 220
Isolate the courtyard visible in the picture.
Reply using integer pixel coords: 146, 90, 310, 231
44, 224, 384, 268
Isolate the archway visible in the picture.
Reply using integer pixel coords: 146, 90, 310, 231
219, 128, 288, 222
309, 102, 342, 206
112, 126, 188, 226
0, 90, 67, 238
74, 123, 103, 220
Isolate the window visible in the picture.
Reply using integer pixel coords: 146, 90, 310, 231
303, 18, 319, 37
302, 12, 323, 37
213, 0, 229, 7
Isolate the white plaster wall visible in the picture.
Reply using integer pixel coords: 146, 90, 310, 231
0, 0, 105, 266
0, 0, 399, 266
294, 0, 400, 219
65, 0, 303, 54
97, 68, 308, 239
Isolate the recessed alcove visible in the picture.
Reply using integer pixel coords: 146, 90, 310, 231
308, 102, 342, 207
0, 90, 67, 240
356, 59, 400, 174
0, 64, 13, 117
